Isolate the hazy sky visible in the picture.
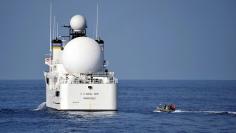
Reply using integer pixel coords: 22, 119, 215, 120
0, 0, 235, 80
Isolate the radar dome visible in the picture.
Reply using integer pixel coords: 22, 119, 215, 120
62, 37, 103, 74
70, 15, 86, 31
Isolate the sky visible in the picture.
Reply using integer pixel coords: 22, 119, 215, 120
0, 0, 235, 80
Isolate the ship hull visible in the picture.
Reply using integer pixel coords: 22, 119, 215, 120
46, 83, 117, 111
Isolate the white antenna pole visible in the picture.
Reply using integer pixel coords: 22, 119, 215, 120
57, 23, 59, 38
95, 2, 99, 40
49, 1, 52, 51
53, 16, 56, 39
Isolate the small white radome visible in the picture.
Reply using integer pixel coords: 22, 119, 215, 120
70, 15, 86, 31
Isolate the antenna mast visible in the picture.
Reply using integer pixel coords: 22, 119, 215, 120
57, 23, 59, 38
53, 16, 56, 39
95, 1, 99, 40
49, 1, 52, 51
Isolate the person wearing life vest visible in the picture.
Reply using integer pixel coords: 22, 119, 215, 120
169, 104, 176, 110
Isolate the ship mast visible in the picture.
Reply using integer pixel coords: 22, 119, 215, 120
96, 2, 99, 40
49, 1, 52, 52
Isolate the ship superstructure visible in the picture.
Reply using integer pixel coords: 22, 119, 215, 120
44, 14, 118, 111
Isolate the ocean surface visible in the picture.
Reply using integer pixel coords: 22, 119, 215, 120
0, 80, 236, 133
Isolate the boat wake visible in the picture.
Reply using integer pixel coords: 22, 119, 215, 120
153, 109, 236, 115
34, 102, 46, 111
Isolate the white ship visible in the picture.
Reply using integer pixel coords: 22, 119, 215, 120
44, 14, 118, 111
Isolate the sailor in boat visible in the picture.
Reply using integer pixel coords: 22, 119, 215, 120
157, 104, 176, 112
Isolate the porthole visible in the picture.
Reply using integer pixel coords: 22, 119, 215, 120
88, 86, 93, 90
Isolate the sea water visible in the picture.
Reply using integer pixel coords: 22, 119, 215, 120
0, 80, 236, 133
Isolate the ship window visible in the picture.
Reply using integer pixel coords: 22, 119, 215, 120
55, 91, 60, 97
88, 86, 93, 89
46, 78, 49, 84
105, 69, 108, 73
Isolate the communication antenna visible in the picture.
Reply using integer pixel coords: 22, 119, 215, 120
49, 1, 52, 51
57, 23, 59, 38
95, 1, 99, 40
53, 16, 56, 39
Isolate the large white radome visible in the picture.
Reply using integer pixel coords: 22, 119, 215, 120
62, 37, 103, 74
